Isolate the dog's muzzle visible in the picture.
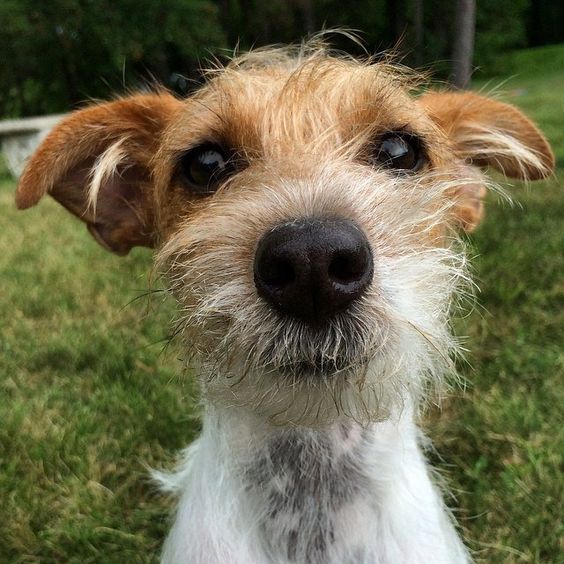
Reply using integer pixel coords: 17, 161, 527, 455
253, 218, 373, 325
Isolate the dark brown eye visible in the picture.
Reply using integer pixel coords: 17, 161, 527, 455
179, 144, 231, 192
373, 132, 424, 172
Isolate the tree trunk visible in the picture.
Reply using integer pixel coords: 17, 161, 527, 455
386, 0, 407, 46
414, 0, 424, 67
451, 0, 476, 89
300, 0, 315, 34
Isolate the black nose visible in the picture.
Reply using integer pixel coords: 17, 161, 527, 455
254, 218, 373, 324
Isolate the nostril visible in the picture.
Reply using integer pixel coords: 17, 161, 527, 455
329, 252, 360, 283
262, 257, 295, 288
328, 248, 371, 284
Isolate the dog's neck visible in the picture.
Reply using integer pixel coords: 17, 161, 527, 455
162, 402, 469, 563
239, 411, 404, 563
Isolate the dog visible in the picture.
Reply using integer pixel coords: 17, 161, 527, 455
16, 40, 553, 563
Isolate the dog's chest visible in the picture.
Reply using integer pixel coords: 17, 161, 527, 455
244, 424, 374, 563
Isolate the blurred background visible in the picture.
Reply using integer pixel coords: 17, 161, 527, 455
0, 0, 563, 118
0, 2, 562, 563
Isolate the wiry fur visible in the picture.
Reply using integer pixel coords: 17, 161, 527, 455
15, 39, 554, 564
158, 163, 470, 427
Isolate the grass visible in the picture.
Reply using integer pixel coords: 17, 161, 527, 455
1, 45, 563, 563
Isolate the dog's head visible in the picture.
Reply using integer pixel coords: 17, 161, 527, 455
17, 45, 553, 425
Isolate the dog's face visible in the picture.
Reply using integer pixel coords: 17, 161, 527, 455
17, 47, 553, 426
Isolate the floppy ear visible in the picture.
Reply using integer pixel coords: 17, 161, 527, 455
419, 91, 554, 231
16, 93, 182, 255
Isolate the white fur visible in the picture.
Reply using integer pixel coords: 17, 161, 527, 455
87, 138, 129, 215
157, 403, 470, 563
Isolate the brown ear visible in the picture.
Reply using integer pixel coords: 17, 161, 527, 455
420, 91, 554, 179
16, 93, 182, 255
419, 91, 554, 231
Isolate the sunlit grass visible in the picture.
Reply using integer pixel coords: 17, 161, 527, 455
0, 174, 198, 562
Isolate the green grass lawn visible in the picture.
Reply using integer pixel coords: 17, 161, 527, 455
1, 46, 563, 563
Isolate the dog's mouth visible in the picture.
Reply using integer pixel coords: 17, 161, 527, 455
254, 328, 371, 378
233, 306, 383, 381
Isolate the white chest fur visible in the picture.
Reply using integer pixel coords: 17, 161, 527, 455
159, 405, 470, 563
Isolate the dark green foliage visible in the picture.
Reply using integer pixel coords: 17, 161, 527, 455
0, 0, 225, 116
527, 0, 564, 47
1, 0, 563, 118
474, 0, 530, 74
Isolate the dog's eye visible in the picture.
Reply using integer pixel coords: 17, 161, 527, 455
372, 133, 424, 172
179, 144, 231, 192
